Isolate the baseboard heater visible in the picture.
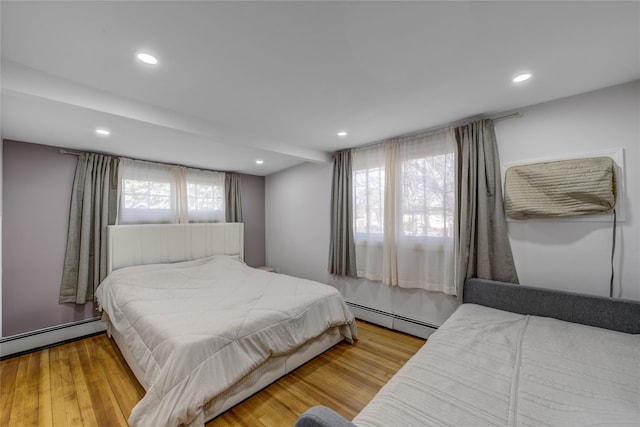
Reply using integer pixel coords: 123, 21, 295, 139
0, 317, 106, 360
0, 304, 436, 359
346, 301, 438, 339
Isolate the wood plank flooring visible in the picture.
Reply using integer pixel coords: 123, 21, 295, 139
1, 321, 425, 427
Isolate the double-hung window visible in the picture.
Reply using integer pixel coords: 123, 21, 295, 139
352, 145, 386, 281
118, 159, 225, 224
352, 129, 456, 293
398, 137, 455, 240
119, 159, 176, 223
185, 168, 225, 223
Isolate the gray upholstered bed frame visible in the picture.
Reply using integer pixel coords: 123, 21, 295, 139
295, 278, 640, 427
463, 278, 640, 334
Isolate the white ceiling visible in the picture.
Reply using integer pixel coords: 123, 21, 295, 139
2, 1, 639, 176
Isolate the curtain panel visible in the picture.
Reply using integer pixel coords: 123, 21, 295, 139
117, 158, 177, 223
330, 118, 519, 298
60, 153, 119, 304
454, 119, 518, 297
225, 173, 244, 222
351, 129, 457, 294
351, 143, 386, 281
185, 167, 226, 223
117, 159, 226, 224
328, 151, 356, 276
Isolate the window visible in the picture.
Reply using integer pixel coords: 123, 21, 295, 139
400, 153, 455, 239
119, 159, 176, 223
185, 169, 225, 223
353, 144, 386, 242
351, 129, 456, 291
118, 159, 225, 224
353, 165, 385, 237
188, 182, 218, 211
124, 179, 171, 211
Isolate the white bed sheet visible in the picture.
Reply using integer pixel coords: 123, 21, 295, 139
353, 304, 639, 427
96, 255, 357, 427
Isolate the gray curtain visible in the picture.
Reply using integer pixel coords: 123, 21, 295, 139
455, 119, 518, 297
225, 173, 243, 222
60, 153, 119, 304
328, 151, 357, 276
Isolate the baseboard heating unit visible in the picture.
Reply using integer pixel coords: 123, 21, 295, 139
0, 317, 106, 360
345, 302, 437, 339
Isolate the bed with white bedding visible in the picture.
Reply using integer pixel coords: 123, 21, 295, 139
96, 223, 357, 427
296, 279, 640, 427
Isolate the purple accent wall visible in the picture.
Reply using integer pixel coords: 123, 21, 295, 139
240, 174, 266, 268
2, 140, 267, 336
2, 140, 96, 336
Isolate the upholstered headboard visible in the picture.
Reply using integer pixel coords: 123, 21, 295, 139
107, 223, 244, 274
463, 278, 640, 334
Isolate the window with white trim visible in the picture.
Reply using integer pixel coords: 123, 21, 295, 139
351, 129, 456, 292
353, 165, 385, 237
185, 169, 225, 223
399, 152, 455, 239
120, 159, 176, 223
118, 159, 225, 224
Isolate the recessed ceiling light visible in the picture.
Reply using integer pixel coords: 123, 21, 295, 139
137, 52, 158, 65
337, 131, 348, 137
513, 73, 532, 83
95, 128, 111, 136
255, 159, 264, 165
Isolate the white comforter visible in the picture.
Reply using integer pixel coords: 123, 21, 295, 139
96, 255, 357, 427
354, 304, 639, 427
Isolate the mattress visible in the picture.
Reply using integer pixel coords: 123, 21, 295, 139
353, 304, 639, 427
96, 255, 357, 427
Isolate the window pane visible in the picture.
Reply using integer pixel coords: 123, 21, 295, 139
401, 152, 455, 238
149, 195, 170, 209
150, 182, 171, 196
124, 194, 149, 209
119, 158, 177, 223
124, 179, 151, 195
199, 185, 213, 198
187, 183, 196, 198
353, 167, 385, 236
123, 179, 171, 210
185, 170, 225, 222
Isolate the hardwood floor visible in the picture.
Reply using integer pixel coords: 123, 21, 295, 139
1, 321, 425, 427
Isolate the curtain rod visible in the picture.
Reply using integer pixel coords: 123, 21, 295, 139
58, 148, 239, 175
340, 111, 522, 153
492, 112, 522, 122
59, 149, 81, 156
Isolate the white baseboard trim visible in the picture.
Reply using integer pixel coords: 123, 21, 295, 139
0, 305, 433, 358
0, 317, 107, 359
345, 302, 437, 339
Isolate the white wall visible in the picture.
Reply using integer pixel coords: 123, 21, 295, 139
265, 80, 639, 330
265, 161, 458, 328
0, 139, 3, 337
495, 80, 639, 300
